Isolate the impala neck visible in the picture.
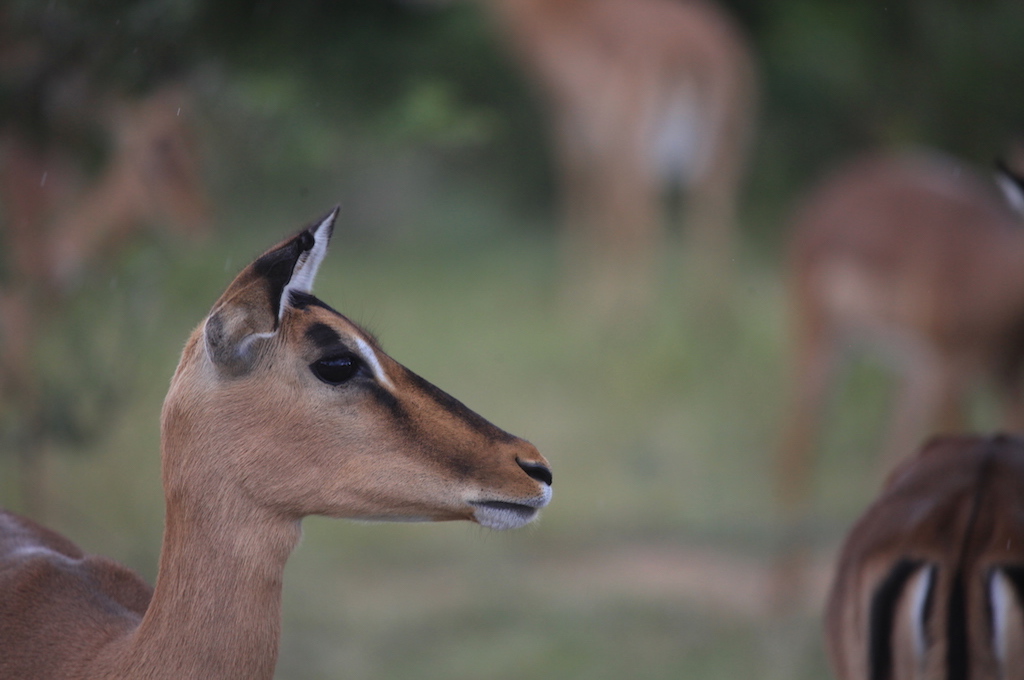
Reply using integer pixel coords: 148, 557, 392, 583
113, 474, 302, 679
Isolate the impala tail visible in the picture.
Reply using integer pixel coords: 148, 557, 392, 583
826, 435, 1024, 680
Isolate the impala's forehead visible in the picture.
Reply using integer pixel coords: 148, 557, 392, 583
288, 292, 366, 340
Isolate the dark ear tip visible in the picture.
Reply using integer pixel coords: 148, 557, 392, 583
297, 206, 339, 250
325, 207, 339, 232
316, 206, 340, 231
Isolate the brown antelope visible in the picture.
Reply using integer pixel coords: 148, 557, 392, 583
484, 0, 757, 308
777, 150, 1024, 513
0, 209, 553, 679
826, 434, 1024, 680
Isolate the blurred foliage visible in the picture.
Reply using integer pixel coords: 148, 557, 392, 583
0, 0, 195, 149
5, 0, 1024, 243
751, 1, 1024, 209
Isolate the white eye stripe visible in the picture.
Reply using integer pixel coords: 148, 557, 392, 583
353, 335, 394, 390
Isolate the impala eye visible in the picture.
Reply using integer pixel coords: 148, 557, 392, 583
311, 354, 361, 385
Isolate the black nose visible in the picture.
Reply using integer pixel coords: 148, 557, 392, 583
517, 459, 553, 486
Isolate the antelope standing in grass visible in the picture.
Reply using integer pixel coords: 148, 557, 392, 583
486, 0, 757, 310
777, 151, 1024, 513
0, 209, 553, 679
826, 434, 1024, 680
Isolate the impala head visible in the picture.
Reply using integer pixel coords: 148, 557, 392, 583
161, 209, 551, 530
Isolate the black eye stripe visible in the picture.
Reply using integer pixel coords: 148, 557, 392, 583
305, 322, 343, 350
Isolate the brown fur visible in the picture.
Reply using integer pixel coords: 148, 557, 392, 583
777, 151, 1024, 513
0, 215, 552, 679
826, 434, 1024, 680
485, 0, 757, 309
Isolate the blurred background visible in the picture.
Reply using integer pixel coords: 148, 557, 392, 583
2, 1, 1024, 678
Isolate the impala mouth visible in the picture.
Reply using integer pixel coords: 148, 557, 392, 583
470, 494, 549, 531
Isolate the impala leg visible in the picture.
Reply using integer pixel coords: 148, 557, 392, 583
598, 144, 661, 317
777, 322, 836, 517
681, 70, 754, 288
882, 351, 967, 473
685, 164, 737, 279
772, 316, 837, 611
552, 116, 604, 313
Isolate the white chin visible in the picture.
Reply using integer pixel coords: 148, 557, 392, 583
471, 502, 541, 530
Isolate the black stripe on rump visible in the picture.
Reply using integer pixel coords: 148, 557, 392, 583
869, 559, 926, 680
947, 569, 968, 680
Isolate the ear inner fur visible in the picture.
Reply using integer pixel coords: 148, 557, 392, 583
203, 210, 338, 375
281, 208, 337, 314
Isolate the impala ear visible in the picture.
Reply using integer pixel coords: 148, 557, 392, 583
277, 207, 335, 316
204, 207, 338, 375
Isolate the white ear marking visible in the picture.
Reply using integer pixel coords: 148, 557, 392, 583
202, 311, 277, 371
238, 330, 277, 357
280, 207, 338, 320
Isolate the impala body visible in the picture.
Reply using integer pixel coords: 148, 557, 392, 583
778, 151, 1024, 512
0, 210, 552, 679
487, 0, 756, 307
827, 434, 1024, 680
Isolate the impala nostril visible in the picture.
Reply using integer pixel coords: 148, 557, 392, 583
517, 459, 553, 486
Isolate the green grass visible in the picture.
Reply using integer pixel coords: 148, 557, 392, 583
1, 200, 892, 679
